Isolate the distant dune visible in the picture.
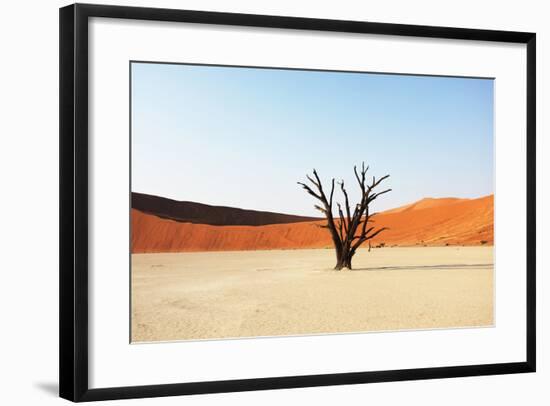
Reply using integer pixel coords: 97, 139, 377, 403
383, 197, 464, 214
131, 194, 493, 253
132, 192, 319, 226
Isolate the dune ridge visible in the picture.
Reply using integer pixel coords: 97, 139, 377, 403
132, 192, 319, 226
131, 195, 493, 253
383, 197, 464, 214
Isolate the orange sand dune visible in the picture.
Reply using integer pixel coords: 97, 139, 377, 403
383, 197, 464, 214
132, 195, 493, 253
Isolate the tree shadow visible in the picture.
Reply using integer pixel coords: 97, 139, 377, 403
33, 382, 58, 397
352, 263, 493, 272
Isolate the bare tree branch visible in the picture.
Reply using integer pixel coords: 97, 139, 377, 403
299, 169, 343, 252
329, 178, 335, 209
339, 180, 352, 224
365, 227, 389, 240
314, 204, 327, 214
297, 182, 322, 201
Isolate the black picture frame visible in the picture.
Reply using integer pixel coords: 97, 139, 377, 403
59, 3, 536, 402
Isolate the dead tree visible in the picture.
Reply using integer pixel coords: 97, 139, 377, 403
298, 163, 391, 270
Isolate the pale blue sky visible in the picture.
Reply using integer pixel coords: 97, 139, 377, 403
131, 62, 494, 216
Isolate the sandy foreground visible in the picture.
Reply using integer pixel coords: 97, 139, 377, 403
131, 246, 493, 342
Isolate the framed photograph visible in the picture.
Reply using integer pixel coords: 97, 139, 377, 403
59, 3, 536, 402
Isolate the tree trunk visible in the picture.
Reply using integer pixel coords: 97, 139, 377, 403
334, 247, 353, 270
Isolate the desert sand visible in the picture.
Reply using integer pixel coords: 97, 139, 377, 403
131, 246, 493, 342
131, 195, 493, 252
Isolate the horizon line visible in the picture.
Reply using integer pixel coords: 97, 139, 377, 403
131, 190, 494, 217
